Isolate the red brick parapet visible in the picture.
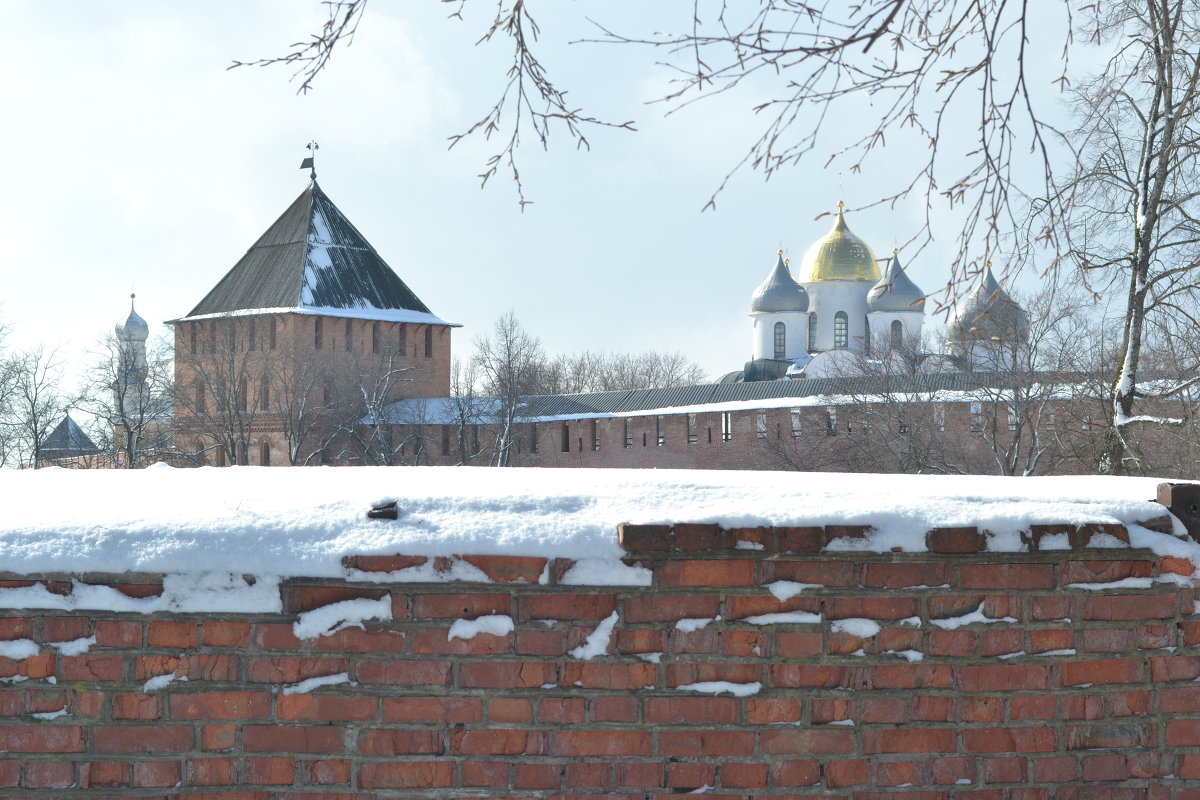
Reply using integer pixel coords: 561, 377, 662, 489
0, 521, 1195, 797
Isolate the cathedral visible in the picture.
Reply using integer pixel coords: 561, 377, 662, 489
75, 172, 1039, 471
737, 201, 1027, 382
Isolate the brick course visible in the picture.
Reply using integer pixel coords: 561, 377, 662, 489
0, 522, 1195, 796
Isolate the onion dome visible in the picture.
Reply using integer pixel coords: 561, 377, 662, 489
949, 264, 1028, 343
751, 251, 809, 313
795, 202, 880, 283
116, 294, 149, 342
867, 250, 926, 312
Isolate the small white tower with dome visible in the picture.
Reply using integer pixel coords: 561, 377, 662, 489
947, 263, 1029, 370
867, 249, 926, 353
114, 293, 150, 420
750, 251, 810, 361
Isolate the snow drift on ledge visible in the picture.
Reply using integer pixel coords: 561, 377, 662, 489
0, 466, 1188, 579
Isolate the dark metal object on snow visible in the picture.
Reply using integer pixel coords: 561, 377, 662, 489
367, 501, 399, 520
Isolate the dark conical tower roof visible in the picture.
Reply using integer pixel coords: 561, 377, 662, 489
42, 414, 100, 455
185, 181, 451, 325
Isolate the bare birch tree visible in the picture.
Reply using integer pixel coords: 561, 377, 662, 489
1050, 0, 1200, 473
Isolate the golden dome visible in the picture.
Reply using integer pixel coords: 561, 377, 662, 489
795, 203, 880, 282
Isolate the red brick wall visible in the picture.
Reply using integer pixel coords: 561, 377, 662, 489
0, 522, 1196, 798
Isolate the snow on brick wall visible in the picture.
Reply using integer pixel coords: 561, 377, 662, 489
0, 521, 1197, 797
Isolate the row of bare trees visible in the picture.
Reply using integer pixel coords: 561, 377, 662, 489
242, 0, 1200, 475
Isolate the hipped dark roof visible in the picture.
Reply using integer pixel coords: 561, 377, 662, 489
186, 181, 435, 319
42, 415, 100, 454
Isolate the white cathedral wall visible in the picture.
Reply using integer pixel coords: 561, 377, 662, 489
867, 311, 924, 353
751, 312, 809, 360
801, 281, 872, 353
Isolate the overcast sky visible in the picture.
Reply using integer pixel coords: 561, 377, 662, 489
1, 1, 1077, 388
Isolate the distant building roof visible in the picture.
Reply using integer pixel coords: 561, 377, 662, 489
42, 414, 100, 455
183, 181, 454, 326
378, 372, 1031, 425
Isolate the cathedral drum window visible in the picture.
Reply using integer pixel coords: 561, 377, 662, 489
773, 321, 786, 359
834, 312, 849, 349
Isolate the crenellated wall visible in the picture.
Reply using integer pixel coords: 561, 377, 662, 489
0, 520, 1199, 798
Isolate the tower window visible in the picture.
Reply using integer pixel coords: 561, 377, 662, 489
687, 414, 698, 444
791, 409, 802, 437
398, 324, 407, 355
773, 321, 786, 359
826, 407, 837, 435
531, 423, 539, 453
238, 377, 248, 412
808, 313, 817, 349
656, 416, 665, 447
189, 325, 197, 355
624, 418, 633, 448
890, 319, 903, 350
195, 383, 206, 414
269, 317, 277, 350
372, 321, 381, 354
345, 318, 354, 352
721, 412, 732, 442
259, 378, 270, 411
248, 319, 257, 352
561, 422, 570, 453
259, 440, 270, 466
591, 419, 600, 451
314, 318, 323, 350
834, 312, 849, 349
424, 326, 433, 358
756, 411, 767, 439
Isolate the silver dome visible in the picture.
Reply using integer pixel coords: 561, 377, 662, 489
116, 295, 150, 342
949, 266, 1028, 343
751, 253, 809, 313
867, 252, 925, 312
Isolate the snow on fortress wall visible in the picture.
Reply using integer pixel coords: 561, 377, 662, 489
1, 469, 1200, 797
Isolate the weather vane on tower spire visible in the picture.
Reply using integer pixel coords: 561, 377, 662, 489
300, 140, 319, 181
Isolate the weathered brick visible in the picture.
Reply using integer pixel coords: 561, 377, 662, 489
960, 563, 1055, 589
552, 730, 652, 756
452, 728, 546, 755
459, 660, 556, 688
659, 729, 755, 756
927, 527, 985, 553
357, 729, 443, 755
358, 761, 454, 789
243, 724, 344, 753
383, 695, 481, 723
276, 693, 377, 721
959, 664, 1049, 691
673, 523, 726, 551
1082, 593, 1176, 621
133, 760, 182, 788
623, 594, 719, 623
461, 554, 548, 582
81, 760, 129, 788
645, 696, 738, 724
147, 620, 198, 648
527, 593, 616, 620
412, 592, 510, 619
760, 728, 854, 755
863, 561, 950, 588
771, 759, 821, 786
761, 559, 856, 586
1058, 658, 1145, 686
356, 658, 450, 685
94, 725, 190, 753
200, 620, 251, 647
659, 559, 756, 586
865, 728, 955, 754
617, 523, 671, 551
